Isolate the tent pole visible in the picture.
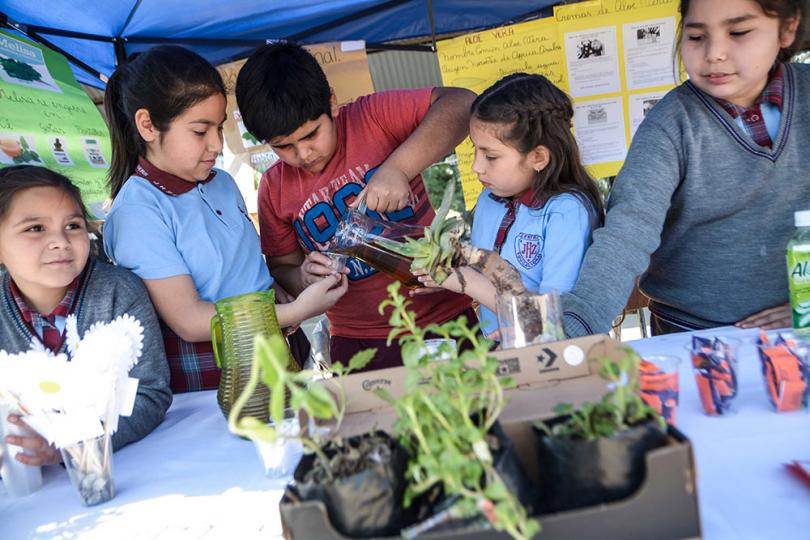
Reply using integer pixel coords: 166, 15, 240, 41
114, 39, 127, 67
426, 0, 437, 52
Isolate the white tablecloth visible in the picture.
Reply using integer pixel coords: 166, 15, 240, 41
2, 326, 809, 539
628, 326, 810, 540
0, 392, 287, 539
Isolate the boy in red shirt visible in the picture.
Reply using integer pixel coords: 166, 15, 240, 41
236, 42, 476, 369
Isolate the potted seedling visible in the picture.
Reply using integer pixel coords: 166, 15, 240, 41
228, 335, 417, 538
533, 347, 668, 513
376, 282, 540, 540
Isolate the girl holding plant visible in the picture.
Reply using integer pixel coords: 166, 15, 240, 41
416, 73, 604, 339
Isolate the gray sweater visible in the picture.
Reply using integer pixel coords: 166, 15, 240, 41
563, 62, 810, 335
0, 259, 172, 450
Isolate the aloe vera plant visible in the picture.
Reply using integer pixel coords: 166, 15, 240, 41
374, 181, 530, 296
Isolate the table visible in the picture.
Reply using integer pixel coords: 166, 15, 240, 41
2, 326, 809, 539
628, 326, 809, 540
1, 392, 287, 539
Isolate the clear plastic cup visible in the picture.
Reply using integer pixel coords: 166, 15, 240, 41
422, 338, 457, 362
639, 355, 681, 425
324, 252, 348, 274
61, 433, 115, 506
253, 414, 303, 479
495, 291, 564, 350
754, 331, 810, 412
0, 401, 43, 498
686, 337, 740, 416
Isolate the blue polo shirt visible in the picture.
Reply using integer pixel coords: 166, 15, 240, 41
471, 190, 593, 336
104, 166, 272, 303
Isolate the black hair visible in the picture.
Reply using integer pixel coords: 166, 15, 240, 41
471, 73, 605, 224
235, 41, 332, 143
104, 45, 226, 198
0, 165, 87, 224
678, 0, 806, 63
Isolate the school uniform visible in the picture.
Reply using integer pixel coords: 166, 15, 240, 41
104, 158, 272, 392
471, 189, 594, 336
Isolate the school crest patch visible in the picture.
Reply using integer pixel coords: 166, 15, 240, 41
514, 233, 543, 269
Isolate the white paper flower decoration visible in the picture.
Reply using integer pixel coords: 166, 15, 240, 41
0, 313, 145, 448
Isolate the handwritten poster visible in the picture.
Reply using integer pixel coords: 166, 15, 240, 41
217, 41, 375, 212
0, 30, 111, 217
437, 18, 566, 209
556, 0, 680, 178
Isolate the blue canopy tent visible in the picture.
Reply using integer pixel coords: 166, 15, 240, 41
0, 1, 562, 88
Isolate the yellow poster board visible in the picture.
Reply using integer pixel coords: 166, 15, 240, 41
437, 18, 566, 209
555, 0, 681, 178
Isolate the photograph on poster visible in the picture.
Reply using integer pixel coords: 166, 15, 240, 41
628, 91, 668, 138
565, 26, 621, 97
577, 38, 606, 58
573, 98, 627, 165
49, 136, 73, 166
623, 17, 677, 90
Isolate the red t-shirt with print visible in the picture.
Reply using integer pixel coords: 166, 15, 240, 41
258, 89, 471, 339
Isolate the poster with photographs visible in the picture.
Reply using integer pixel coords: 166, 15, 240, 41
623, 17, 678, 90
572, 98, 627, 165
628, 91, 669, 139
564, 26, 621, 98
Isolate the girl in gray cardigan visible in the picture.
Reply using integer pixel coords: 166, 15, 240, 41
0, 166, 171, 467
563, 0, 808, 336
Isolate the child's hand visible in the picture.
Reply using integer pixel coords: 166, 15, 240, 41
295, 273, 348, 321
3, 415, 61, 466
351, 166, 412, 213
736, 302, 791, 330
300, 251, 347, 287
273, 282, 300, 336
412, 268, 464, 295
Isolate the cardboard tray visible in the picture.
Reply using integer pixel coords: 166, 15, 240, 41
280, 334, 702, 539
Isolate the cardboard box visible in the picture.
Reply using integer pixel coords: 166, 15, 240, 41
281, 335, 702, 539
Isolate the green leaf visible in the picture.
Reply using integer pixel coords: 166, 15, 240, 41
401, 341, 423, 368
348, 348, 376, 372
236, 417, 279, 443
270, 383, 285, 426
373, 388, 396, 404
304, 383, 338, 419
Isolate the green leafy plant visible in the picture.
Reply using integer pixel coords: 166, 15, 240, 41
538, 347, 664, 441
376, 282, 540, 540
228, 334, 374, 473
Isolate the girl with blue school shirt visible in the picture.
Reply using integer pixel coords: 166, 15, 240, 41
102, 46, 347, 393
417, 73, 604, 338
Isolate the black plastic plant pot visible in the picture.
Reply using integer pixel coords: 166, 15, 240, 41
414, 420, 537, 535
489, 420, 537, 514
533, 417, 668, 514
283, 431, 414, 538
